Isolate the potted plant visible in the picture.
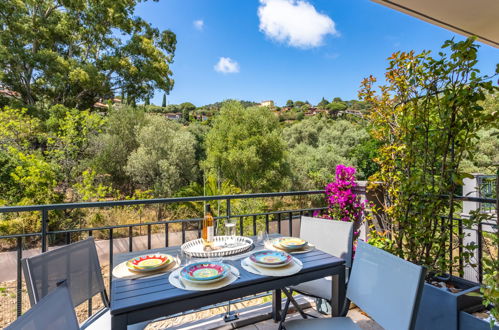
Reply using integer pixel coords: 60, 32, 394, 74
359, 37, 498, 329
459, 208, 499, 330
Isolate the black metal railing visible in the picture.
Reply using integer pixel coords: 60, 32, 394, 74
0, 190, 331, 325
0, 188, 495, 327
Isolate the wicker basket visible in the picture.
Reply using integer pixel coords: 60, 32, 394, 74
181, 236, 254, 258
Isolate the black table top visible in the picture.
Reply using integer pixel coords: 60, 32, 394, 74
110, 236, 344, 317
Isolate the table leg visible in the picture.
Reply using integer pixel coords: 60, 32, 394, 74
111, 313, 127, 330
331, 267, 346, 317
331, 266, 346, 317
272, 289, 282, 322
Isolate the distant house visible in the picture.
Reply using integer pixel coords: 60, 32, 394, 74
93, 97, 122, 109
166, 113, 182, 121
259, 100, 274, 107
93, 102, 108, 109
0, 88, 21, 99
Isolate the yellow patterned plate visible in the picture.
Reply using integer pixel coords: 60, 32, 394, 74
273, 237, 307, 250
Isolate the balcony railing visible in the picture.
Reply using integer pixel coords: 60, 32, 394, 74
0, 188, 495, 327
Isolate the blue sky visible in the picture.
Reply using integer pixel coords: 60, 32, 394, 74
135, 0, 498, 107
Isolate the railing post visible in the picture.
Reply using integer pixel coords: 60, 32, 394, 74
253, 215, 257, 236
226, 198, 231, 219
41, 209, 48, 252
128, 226, 133, 252
165, 223, 169, 247
109, 228, 113, 297
265, 214, 269, 234
147, 224, 152, 250
239, 217, 244, 236
16, 237, 22, 317
477, 223, 483, 283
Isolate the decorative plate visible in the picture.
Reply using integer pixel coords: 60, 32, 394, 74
180, 262, 230, 282
126, 254, 173, 272
274, 237, 307, 250
250, 250, 292, 265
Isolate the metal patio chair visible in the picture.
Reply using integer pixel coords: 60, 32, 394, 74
283, 240, 427, 330
279, 216, 354, 325
21, 237, 147, 330
6, 281, 79, 330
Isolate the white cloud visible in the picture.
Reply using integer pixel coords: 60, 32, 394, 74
258, 0, 338, 49
193, 19, 204, 30
214, 57, 240, 74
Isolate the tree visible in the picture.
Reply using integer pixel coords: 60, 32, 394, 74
327, 101, 347, 112
45, 105, 105, 195
125, 116, 197, 196
283, 117, 372, 189
317, 97, 329, 109
0, 0, 176, 109
162, 93, 167, 107
91, 106, 147, 192
205, 101, 290, 191
359, 38, 498, 272
286, 100, 294, 107
91, 106, 147, 193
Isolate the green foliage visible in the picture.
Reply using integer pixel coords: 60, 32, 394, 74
125, 116, 197, 196
6, 147, 60, 205
0, 107, 41, 151
188, 122, 210, 165
360, 37, 498, 272
91, 106, 147, 191
327, 101, 347, 113
286, 100, 294, 107
205, 101, 290, 192
73, 169, 115, 202
283, 117, 373, 189
0, 0, 176, 108
461, 93, 499, 174
317, 97, 329, 109
45, 105, 105, 193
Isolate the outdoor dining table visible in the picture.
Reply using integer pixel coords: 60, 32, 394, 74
110, 234, 346, 329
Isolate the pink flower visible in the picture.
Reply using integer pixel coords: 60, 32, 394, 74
316, 164, 368, 239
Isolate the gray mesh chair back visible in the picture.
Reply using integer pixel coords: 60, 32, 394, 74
22, 237, 108, 308
347, 240, 426, 330
300, 216, 354, 267
6, 282, 79, 330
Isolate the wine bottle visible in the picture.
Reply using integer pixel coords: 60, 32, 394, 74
202, 204, 214, 247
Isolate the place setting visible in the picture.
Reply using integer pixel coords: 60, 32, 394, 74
264, 236, 315, 254
168, 259, 240, 291
241, 249, 303, 277
113, 253, 180, 279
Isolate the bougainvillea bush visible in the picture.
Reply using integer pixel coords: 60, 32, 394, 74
315, 164, 369, 239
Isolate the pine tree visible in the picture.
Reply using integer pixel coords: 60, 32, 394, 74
162, 93, 167, 107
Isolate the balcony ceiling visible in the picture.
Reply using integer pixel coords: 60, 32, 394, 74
371, 0, 499, 48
